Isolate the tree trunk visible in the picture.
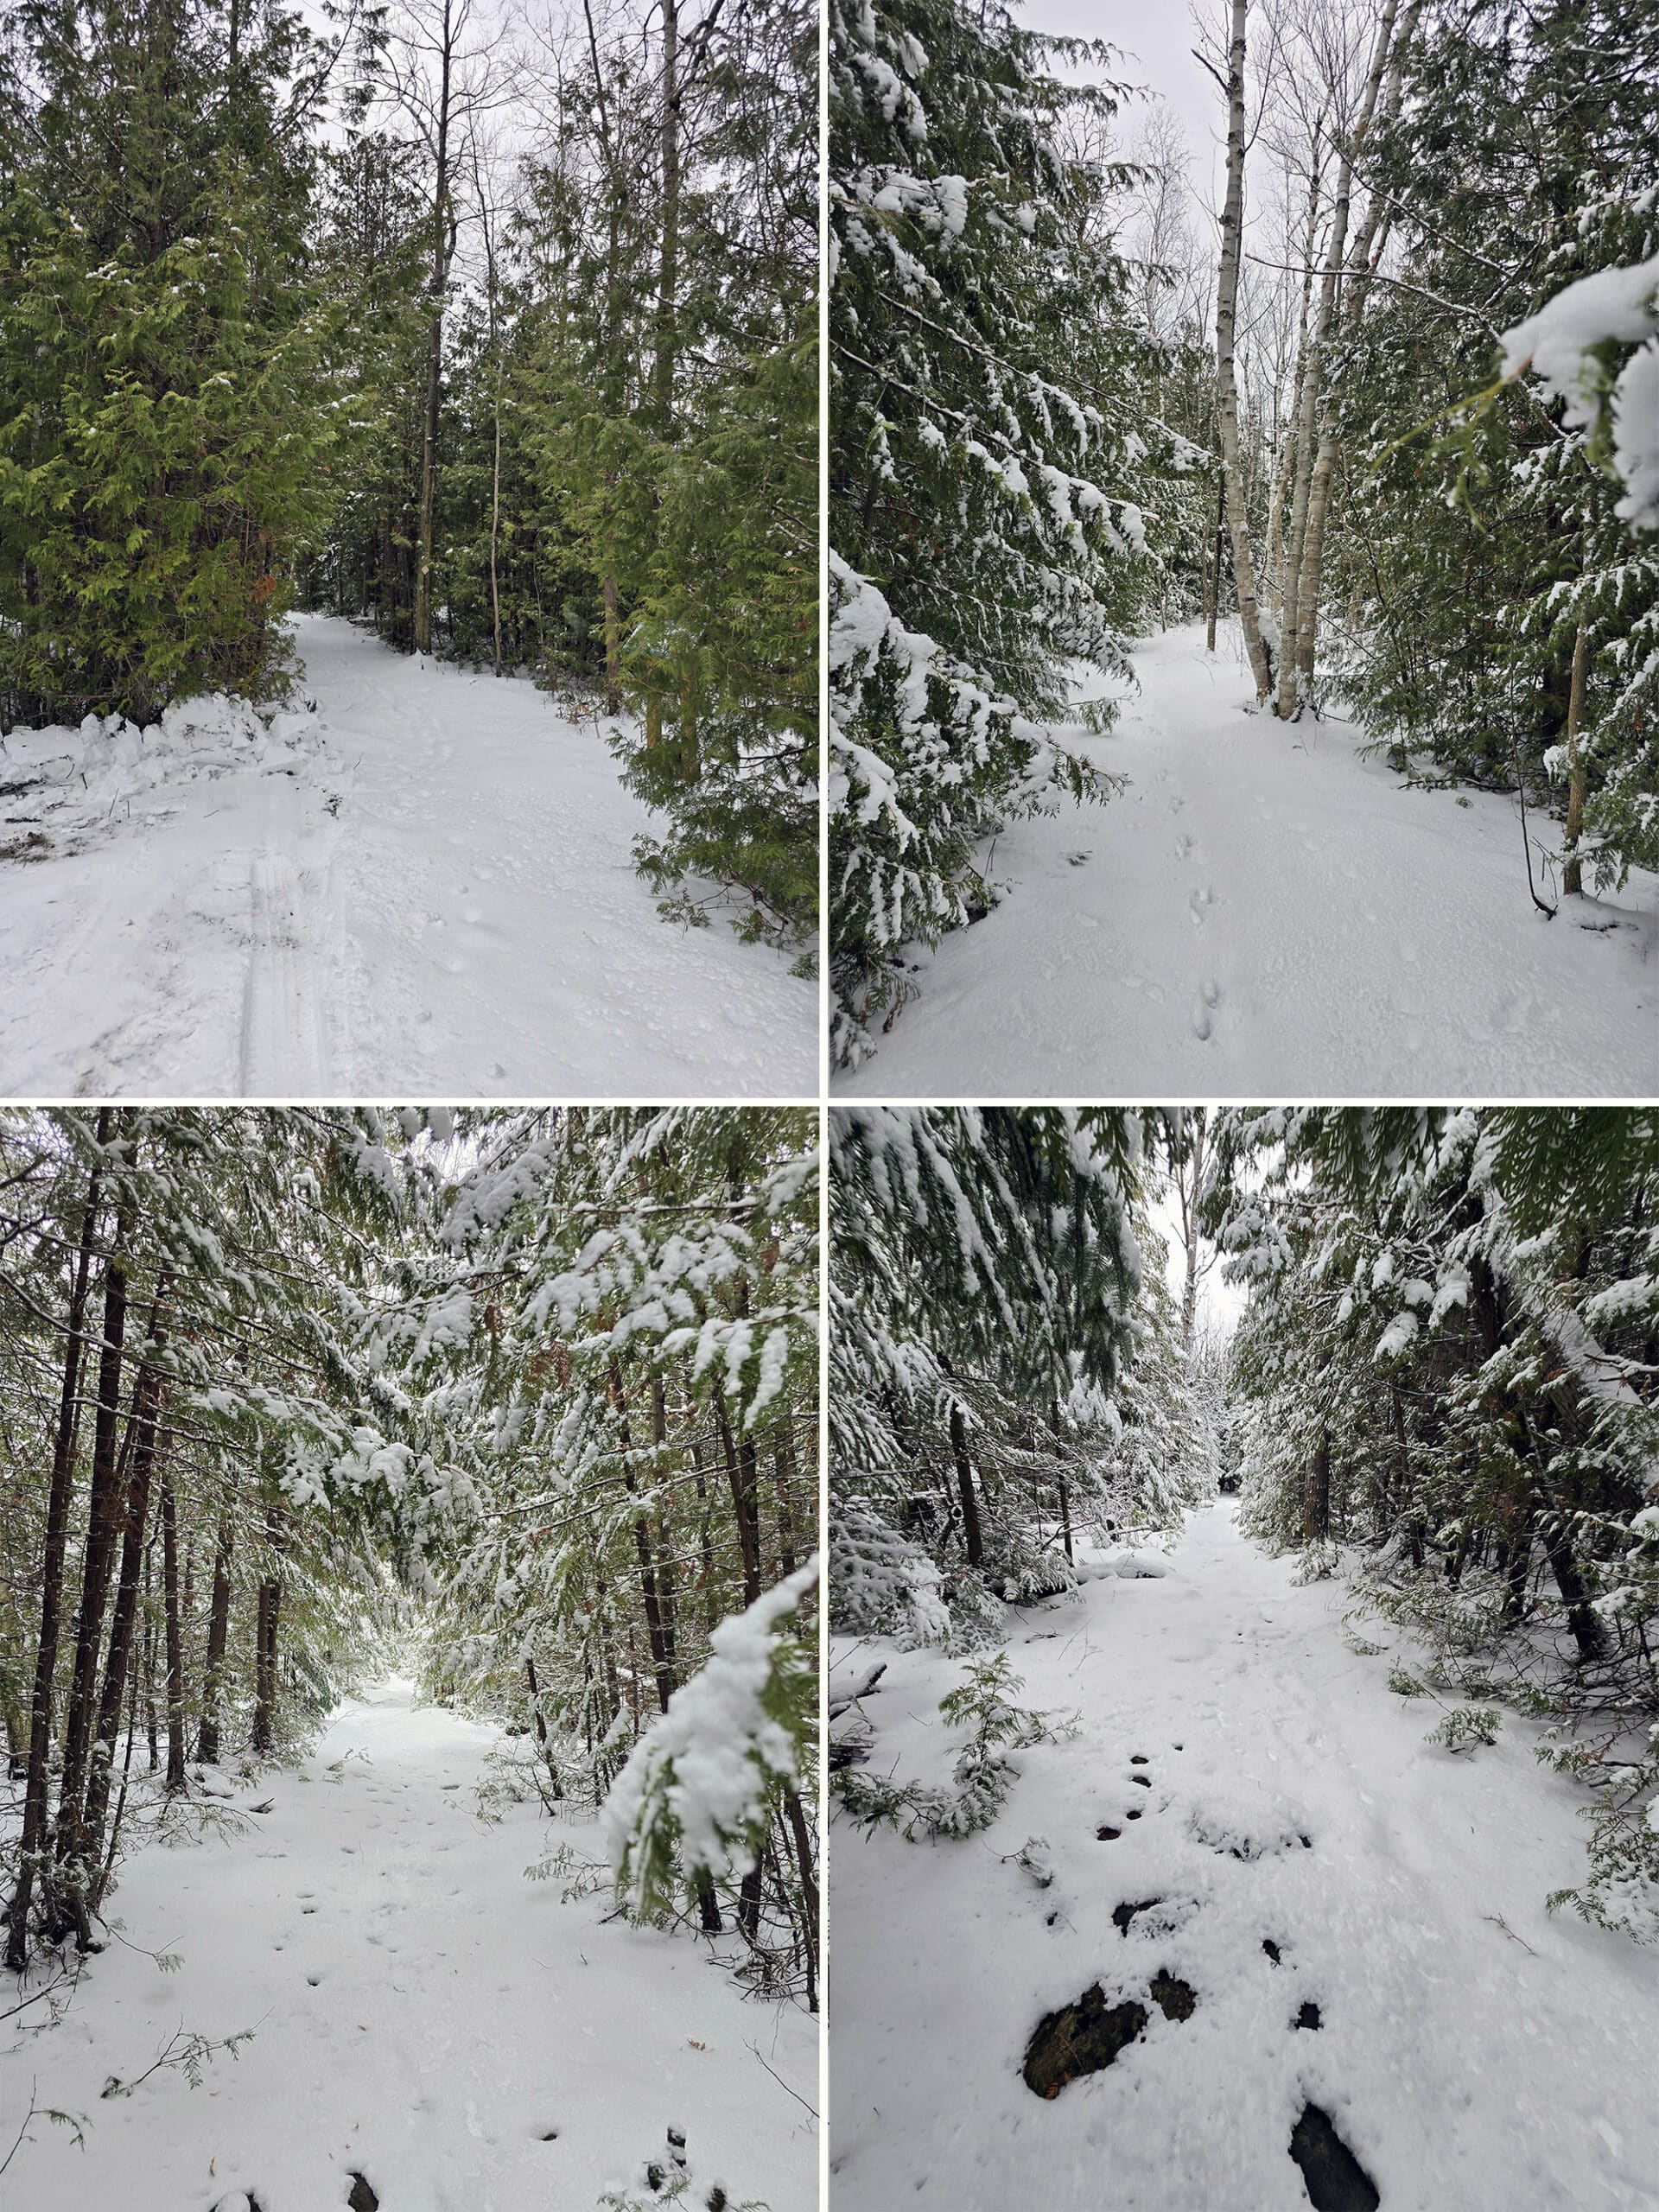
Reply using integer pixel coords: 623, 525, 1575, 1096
690, 1427, 718, 1629
161, 1478, 187, 1793
610, 1359, 675, 1714
524, 1656, 563, 1799
1288, 2, 1422, 701
1214, 0, 1274, 703
51, 1188, 134, 1942
1561, 620, 1590, 895
774, 1428, 799, 1577
781, 1784, 819, 2012
1305, 1433, 1331, 1545
251, 1507, 284, 1758
1205, 473, 1224, 651
602, 571, 621, 715
715, 1387, 764, 1607
653, 0, 681, 430
5, 1125, 105, 1969
83, 1304, 170, 1859
949, 1399, 984, 1568
413, 0, 456, 658
196, 1515, 233, 1764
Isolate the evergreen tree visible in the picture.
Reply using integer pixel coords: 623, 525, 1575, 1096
1211, 1106, 1659, 1938
829, 1107, 1207, 1647
828, 0, 1196, 1059
0, 0, 353, 724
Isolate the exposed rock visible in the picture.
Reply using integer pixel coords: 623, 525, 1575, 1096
1296, 2001, 1322, 2031
1288, 2103, 1380, 2212
346, 2176, 379, 2212
1096, 1824, 1121, 1840
1149, 1970, 1197, 2023
1022, 1984, 1148, 2098
1130, 1774, 1152, 1788
1130, 1754, 1148, 1765
1262, 1938, 1282, 1964
1112, 1897, 1161, 1935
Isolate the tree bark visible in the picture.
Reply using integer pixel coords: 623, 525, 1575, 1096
1214, 0, 1274, 703
653, 0, 681, 430
195, 1515, 233, 1764
161, 1477, 187, 1793
5, 1124, 105, 1969
610, 1359, 676, 1714
949, 1399, 985, 1568
251, 1505, 284, 1758
715, 1387, 764, 1606
1288, 2, 1422, 701
413, 0, 457, 658
51, 1185, 135, 1942
83, 1300, 170, 1859
1561, 620, 1590, 895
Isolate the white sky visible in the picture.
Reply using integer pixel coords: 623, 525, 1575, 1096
1147, 1165, 1247, 1344
1019, 0, 1229, 201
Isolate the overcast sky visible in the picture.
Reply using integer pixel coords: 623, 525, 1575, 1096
1019, 0, 1230, 204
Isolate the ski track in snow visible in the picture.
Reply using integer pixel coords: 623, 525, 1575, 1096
0, 1682, 817, 2212
836, 624, 1659, 1096
0, 614, 816, 1096
828, 1502, 1659, 2212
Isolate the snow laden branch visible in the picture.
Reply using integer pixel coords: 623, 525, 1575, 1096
1501, 251, 1659, 534
606, 1560, 819, 1919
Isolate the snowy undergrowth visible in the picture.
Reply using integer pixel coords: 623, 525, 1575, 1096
0, 694, 333, 864
828, 1505, 1659, 2212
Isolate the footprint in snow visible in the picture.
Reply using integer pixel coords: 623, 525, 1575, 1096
1192, 982, 1220, 1039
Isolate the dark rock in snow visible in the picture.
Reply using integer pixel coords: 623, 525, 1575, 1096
1130, 1754, 1148, 1765
1262, 1938, 1282, 1964
1149, 1971, 1197, 2023
1296, 2001, 1322, 2031
346, 2176, 379, 2212
1023, 1984, 1148, 2098
1112, 1897, 1161, 1935
1289, 2102, 1380, 2212
1125, 1808, 1142, 1821
1096, 1825, 1121, 1841
1130, 1774, 1152, 1788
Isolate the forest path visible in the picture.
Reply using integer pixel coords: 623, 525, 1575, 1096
1, 1681, 817, 2212
834, 622, 1658, 1096
828, 1502, 1659, 2212
0, 615, 814, 1096
294, 617, 816, 1095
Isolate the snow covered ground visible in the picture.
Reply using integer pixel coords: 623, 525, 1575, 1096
0, 615, 816, 1097
1, 1683, 817, 2212
828, 1501, 1659, 2212
836, 624, 1658, 1097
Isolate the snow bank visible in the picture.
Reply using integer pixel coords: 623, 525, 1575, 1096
2, 693, 327, 846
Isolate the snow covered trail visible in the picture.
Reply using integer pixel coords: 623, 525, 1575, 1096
828, 1503, 1659, 2212
1, 1683, 817, 2212
0, 615, 816, 1097
836, 624, 1658, 1097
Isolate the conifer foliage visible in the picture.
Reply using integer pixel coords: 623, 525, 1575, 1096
1213, 1107, 1659, 1938
829, 1107, 1210, 1649
828, 1, 1192, 1058
0, 1106, 820, 2004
